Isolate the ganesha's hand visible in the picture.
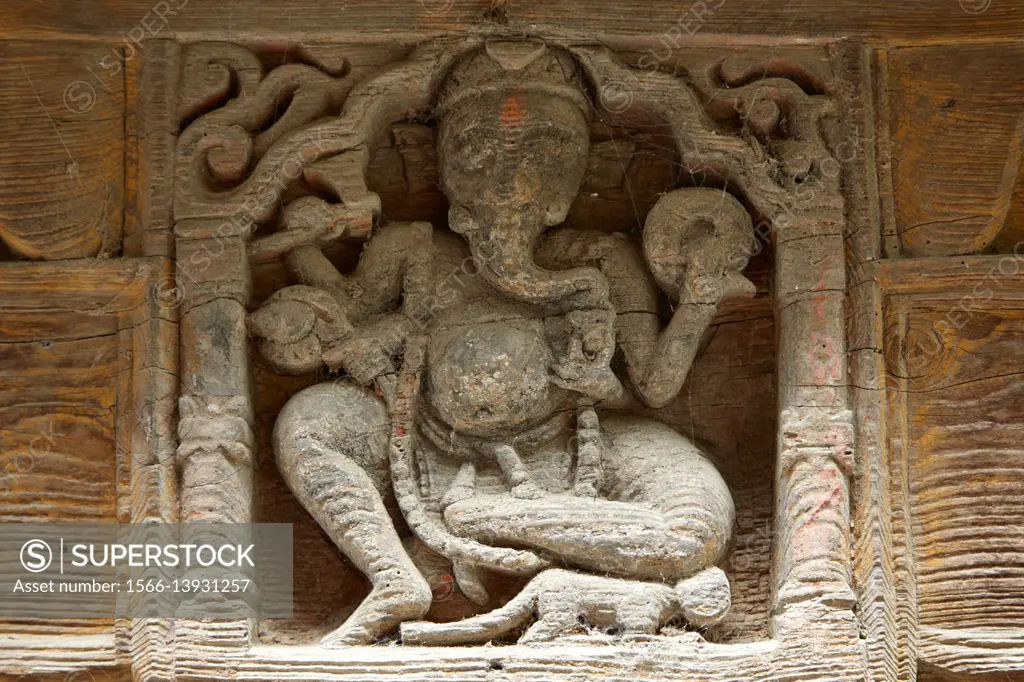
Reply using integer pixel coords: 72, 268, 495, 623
441, 462, 477, 510
486, 444, 546, 500
510, 479, 546, 500
679, 268, 757, 307
547, 308, 623, 401
322, 334, 396, 386
321, 313, 411, 386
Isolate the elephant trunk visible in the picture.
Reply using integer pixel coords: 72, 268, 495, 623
460, 209, 610, 311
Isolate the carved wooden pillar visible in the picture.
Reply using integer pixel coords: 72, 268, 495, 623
772, 201, 857, 637
175, 223, 254, 525
174, 223, 256, 650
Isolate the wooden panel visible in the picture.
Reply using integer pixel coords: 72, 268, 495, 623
0, 41, 123, 260
887, 44, 1024, 256
0, 303, 119, 637
0, 259, 175, 643
2, 0, 1024, 43
874, 255, 1024, 679
873, 255, 1024, 300
900, 305, 1024, 636
0, 335, 118, 521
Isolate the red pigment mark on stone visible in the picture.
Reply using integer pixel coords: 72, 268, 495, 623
810, 469, 843, 519
501, 93, 523, 129
815, 263, 830, 291
812, 295, 826, 320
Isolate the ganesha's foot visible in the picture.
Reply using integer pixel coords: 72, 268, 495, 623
674, 566, 731, 628
321, 570, 432, 647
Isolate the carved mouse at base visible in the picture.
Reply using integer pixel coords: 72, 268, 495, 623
400, 566, 731, 645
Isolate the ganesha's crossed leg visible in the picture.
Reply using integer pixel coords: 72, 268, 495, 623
274, 382, 431, 646
443, 415, 736, 584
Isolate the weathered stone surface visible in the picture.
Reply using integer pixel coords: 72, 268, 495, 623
228, 39, 845, 655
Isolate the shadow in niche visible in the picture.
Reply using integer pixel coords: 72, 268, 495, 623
249, 120, 776, 646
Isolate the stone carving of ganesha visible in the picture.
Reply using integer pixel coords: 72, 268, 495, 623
248, 41, 757, 646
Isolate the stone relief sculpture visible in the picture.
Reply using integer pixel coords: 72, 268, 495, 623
250, 42, 747, 646
174, 34, 852, 652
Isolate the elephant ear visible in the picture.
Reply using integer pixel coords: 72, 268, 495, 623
642, 187, 755, 299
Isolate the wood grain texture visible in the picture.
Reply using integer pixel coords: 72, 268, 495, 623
0, 633, 127, 678
0, 265, 120, 637
0, 42, 123, 260
918, 626, 1024, 681
172, 630, 864, 682
0, 336, 118, 522
871, 254, 1024, 301
0, 258, 176, 648
124, 39, 181, 258
903, 307, 1024, 632
2, 0, 1024, 43
887, 44, 1024, 256
878, 286, 1024, 681
873, 255, 1024, 681
835, 39, 918, 682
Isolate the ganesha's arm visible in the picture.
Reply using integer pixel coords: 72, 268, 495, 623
281, 210, 434, 322
287, 244, 348, 293
626, 299, 718, 409
343, 220, 434, 319
537, 230, 714, 409
608, 249, 721, 409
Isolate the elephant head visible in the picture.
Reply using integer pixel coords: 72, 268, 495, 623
437, 41, 609, 313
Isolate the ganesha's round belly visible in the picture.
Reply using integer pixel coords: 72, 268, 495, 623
426, 322, 559, 435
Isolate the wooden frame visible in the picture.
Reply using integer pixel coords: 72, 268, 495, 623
2, 30, 968, 682
870, 255, 1024, 681
0, 257, 177, 679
